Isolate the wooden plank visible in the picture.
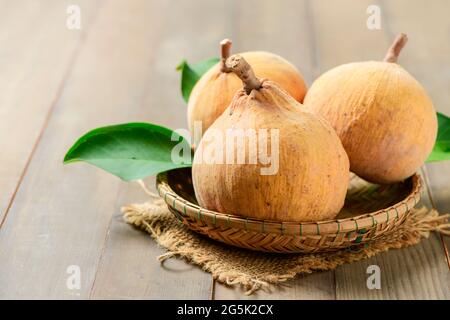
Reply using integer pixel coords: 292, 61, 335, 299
89, 0, 238, 299
1, 0, 446, 300
89, 183, 213, 299
0, 0, 209, 299
213, 0, 336, 300
309, 0, 450, 299
214, 272, 335, 300
336, 169, 449, 299
422, 167, 450, 268
0, 0, 97, 223
335, 234, 448, 299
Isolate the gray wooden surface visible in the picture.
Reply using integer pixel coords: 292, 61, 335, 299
0, 0, 448, 299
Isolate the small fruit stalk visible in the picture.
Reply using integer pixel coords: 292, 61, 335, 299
192, 55, 349, 222
187, 39, 307, 137
304, 33, 438, 184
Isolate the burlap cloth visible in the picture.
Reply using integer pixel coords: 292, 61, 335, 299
122, 197, 449, 295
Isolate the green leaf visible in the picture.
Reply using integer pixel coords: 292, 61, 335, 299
64, 123, 192, 181
427, 112, 450, 162
177, 57, 220, 102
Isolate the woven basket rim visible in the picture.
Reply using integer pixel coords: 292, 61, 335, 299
156, 169, 421, 237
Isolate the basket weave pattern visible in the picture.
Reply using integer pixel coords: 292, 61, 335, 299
156, 169, 422, 253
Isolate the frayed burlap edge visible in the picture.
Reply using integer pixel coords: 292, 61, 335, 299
122, 198, 449, 295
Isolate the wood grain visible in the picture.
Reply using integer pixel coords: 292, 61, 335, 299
0, 0, 207, 299
0, 0, 448, 299
214, 272, 335, 300
335, 169, 449, 299
335, 234, 449, 299
89, 183, 212, 299
0, 0, 98, 223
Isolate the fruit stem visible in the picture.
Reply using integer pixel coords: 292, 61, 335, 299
383, 33, 408, 63
220, 39, 233, 72
225, 54, 262, 94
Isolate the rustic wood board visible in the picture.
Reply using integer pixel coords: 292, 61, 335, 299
214, 272, 335, 300
335, 168, 449, 299
89, 182, 213, 299
0, 0, 448, 299
0, 0, 98, 223
0, 0, 210, 299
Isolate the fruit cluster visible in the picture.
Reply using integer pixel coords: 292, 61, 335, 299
190, 34, 437, 222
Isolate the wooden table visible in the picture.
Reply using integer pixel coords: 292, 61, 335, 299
0, 0, 448, 299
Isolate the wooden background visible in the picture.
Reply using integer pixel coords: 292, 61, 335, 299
0, 0, 448, 299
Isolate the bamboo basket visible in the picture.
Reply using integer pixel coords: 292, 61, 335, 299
156, 168, 422, 253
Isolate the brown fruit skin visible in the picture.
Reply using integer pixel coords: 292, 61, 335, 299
192, 81, 349, 222
304, 61, 437, 184
187, 51, 307, 134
